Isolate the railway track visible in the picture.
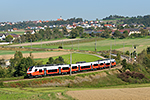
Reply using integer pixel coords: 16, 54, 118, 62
3, 65, 122, 83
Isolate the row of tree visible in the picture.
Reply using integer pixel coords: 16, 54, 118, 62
123, 15, 150, 27
0, 51, 66, 78
13, 26, 85, 43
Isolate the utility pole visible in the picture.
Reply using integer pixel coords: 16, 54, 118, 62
95, 35, 97, 52
62, 39, 63, 48
78, 40, 79, 50
20, 39, 21, 47
130, 47, 131, 62
31, 39, 32, 49
123, 42, 125, 55
72, 41, 73, 50
132, 44, 133, 58
70, 52, 72, 76
41, 39, 42, 48
114, 37, 116, 46
109, 42, 112, 70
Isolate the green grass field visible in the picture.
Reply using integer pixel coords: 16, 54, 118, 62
0, 31, 25, 35
0, 50, 54, 55
35, 53, 102, 64
1, 83, 150, 100
24, 37, 150, 53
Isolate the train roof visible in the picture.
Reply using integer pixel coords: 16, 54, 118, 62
35, 64, 66, 68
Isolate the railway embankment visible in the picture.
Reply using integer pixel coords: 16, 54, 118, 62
1, 66, 122, 88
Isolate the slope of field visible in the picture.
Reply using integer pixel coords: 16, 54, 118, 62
67, 87, 150, 100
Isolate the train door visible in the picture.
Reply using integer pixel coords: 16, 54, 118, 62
44, 68, 47, 76
78, 65, 80, 71
91, 63, 93, 70
58, 67, 61, 74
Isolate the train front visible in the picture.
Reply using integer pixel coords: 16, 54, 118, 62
27, 66, 34, 78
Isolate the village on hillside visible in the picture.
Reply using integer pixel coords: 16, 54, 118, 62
0, 15, 150, 44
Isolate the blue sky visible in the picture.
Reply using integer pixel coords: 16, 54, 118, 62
0, 0, 150, 22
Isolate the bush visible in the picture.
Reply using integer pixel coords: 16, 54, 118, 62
58, 46, 63, 49
118, 71, 146, 83
0, 81, 4, 87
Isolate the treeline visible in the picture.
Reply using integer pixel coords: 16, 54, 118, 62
0, 51, 65, 78
0, 18, 83, 31
103, 15, 126, 20
13, 26, 86, 43
123, 15, 150, 27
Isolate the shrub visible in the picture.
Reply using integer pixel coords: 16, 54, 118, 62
0, 81, 4, 87
118, 71, 146, 83
58, 46, 63, 49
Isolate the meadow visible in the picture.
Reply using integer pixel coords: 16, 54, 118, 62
23, 37, 150, 53
0, 50, 50, 55
0, 31, 25, 35
34, 53, 102, 64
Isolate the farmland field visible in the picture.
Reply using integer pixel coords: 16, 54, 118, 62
22, 37, 150, 53
67, 87, 150, 100
0, 51, 70, 60
0, 30, 25, 35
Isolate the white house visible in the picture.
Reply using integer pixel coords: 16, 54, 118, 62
129, 29, 141, 36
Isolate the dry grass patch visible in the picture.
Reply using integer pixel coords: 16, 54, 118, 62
66, 87, 150, 100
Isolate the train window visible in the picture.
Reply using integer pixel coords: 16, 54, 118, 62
94, 64, 98, 66
35, 69, 37, 72
106, 63, 110, 65
100, 63, 104, 65
29, 66, 34, 71
72, 66, 77, 69
62, 67, 69, 70
39, 69, 42, 72
48, 69, 57, 73
112, 62, 114, 63
81, 65, 90, 69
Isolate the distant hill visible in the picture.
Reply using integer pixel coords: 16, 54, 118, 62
103, 15, 150, 27
123, 15, 150, 27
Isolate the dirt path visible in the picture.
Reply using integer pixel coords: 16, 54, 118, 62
0, 52, 70, 59
66, 87, 150, 100
9, 38, 80, 47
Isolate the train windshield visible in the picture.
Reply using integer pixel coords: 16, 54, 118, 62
29, 66, 34, 71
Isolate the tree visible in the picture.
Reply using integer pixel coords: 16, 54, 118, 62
140, 29, 149, 36
15, 57, 35, 76
147, 47, 150, 54
70, 28, 79, 38
0, 66, 6, 78
54, 56, 65, 64
125, 51, 130, 55
75, 26, 84, 37
116, 52, 121, 61
47, 57, 54, 64
62, 26, 68, 35
5, 35, 13, 42
121, 59, 127, 70
113, 30, 121, 38
123, 30, 129, 37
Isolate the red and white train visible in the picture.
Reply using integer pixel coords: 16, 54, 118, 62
27, 59, 116, 78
